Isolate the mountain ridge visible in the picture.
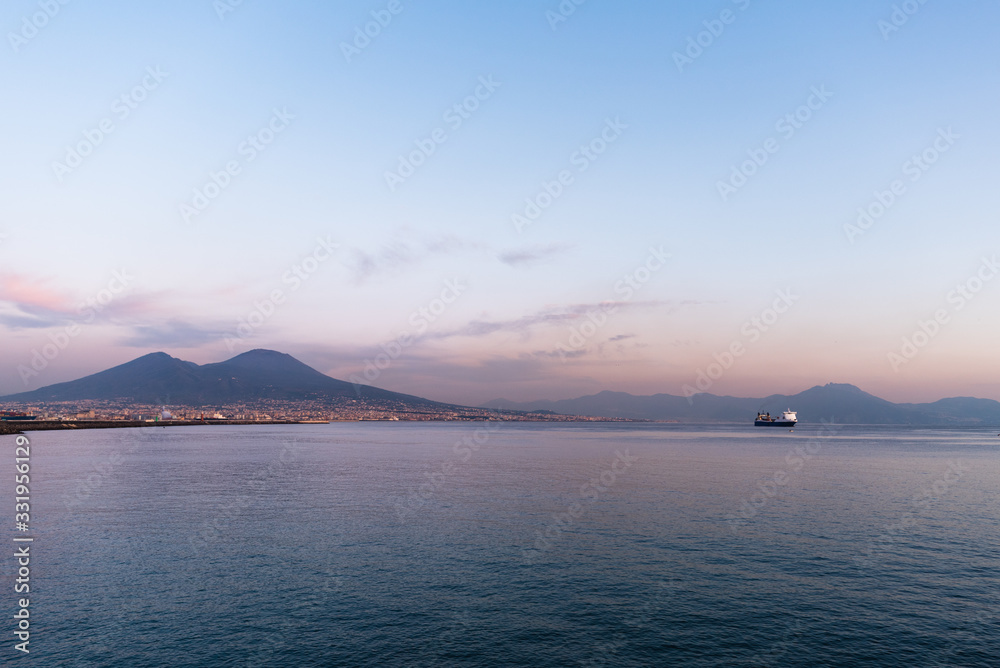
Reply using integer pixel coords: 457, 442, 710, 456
1, 349, 451, 408
483, 382, 1000, 425
6, 352, 999, 425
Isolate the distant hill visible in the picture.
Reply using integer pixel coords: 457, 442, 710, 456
1, 349, 452, 408
484, 383, 1000, 425
8, 354, 999, 425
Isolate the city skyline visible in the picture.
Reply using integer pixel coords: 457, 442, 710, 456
2, 1, 999, 406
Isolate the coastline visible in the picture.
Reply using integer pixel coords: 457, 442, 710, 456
0, 419, 301, 436
0, 415, 650, 435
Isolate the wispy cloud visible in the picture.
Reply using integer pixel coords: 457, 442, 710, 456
119, 320, 229, 348
347, 242, 416, 284
345, 233, 485, 284
341, 235, 571, 283
532, 347, 588, 359
0, 310, 65, 329
330, 349, 558, 388
0, 273, 83, 329
424, 301, 669, 341
0, 270, 171, 332
497, 243, 574, 267
0, 273, 74, 313
295, 303, 669, 371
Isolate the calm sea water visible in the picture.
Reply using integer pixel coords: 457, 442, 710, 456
5, 422, 999, 667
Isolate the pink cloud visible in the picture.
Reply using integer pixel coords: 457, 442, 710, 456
0, 273, 74, 313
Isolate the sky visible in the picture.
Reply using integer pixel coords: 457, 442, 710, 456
1, 0, 998, 406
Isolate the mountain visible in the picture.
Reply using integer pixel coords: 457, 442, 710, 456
484, 383, 1000, 425
1, 349, 451, 408
8, 354, 999, 425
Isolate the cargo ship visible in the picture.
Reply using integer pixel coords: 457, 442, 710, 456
754, 410, 797, 427
0, 411, 37, 421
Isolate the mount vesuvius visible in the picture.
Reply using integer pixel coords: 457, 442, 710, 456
1, 349, 455, 409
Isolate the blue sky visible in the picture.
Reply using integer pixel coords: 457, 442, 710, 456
2, 0, 998, 405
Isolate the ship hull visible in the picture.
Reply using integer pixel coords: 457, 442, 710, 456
754, 420, 796, 427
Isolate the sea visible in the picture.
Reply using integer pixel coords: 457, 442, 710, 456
5, 422, 999, 667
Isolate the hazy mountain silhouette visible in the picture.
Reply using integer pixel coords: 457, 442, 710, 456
1, 349, 449, 408
8, 353, 999, 425
484, 383, 1000, 425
